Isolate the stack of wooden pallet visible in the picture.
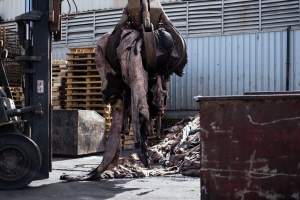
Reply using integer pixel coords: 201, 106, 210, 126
0, 25, 21, 56
65, 47, 111, 132
3, 59, 22, 87
65, 48, 103, 111
52, 60, 67, 109
10, 87, 24, 108
1, 25, 23, 87
1, 27, 24, 108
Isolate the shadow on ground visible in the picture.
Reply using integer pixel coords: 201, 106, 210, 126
0, 179, 137, 200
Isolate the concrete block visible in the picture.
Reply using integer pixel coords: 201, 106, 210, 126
52, 110, 105, 156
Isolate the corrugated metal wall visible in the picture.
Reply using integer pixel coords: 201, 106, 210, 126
52, 29, 300, 111
53, 0, 300, 46
0, 0, 183, 20
52, 2, 188, 49
291, 30, 300, 91
168, 30, 300, 110
61, 0, 182, 14
0, 0, 25, 21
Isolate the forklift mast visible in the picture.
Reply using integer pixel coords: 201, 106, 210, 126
15, 0, 53, 180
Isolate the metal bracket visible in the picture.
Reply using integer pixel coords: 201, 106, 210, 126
15, 56, 42, 62
15, 11, 43, 22
6, 103, 43, 117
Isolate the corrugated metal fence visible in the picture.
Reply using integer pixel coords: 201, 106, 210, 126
60, 0, 181, 14
53, 28, 300, 111
168, 29, 300, 110
0, 0, 181, 21
50, 0, 300, 49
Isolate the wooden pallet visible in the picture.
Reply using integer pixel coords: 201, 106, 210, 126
9, 87, 24, 108
52, 60, 67, 109
66, 70, 99, 76
67, 64, 97, 69
0, 25, 22, 56
1, 26, 23, 89
0, 27, 6, 48
66, 76, 101, 82
119, 121, 161, 150
64, 47, 111, 133
3, 60, 22, 87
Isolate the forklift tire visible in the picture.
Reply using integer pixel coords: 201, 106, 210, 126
0, 133, 42, 190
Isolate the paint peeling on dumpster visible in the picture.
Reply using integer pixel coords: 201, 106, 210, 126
196, 95, 300, 200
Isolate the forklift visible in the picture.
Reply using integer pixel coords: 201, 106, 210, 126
0, 0, 61, 189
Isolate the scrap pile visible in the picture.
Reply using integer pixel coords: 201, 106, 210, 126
94, 153, 178, 179
148, 116, 200, 177
94, 116, 200, 179
61, 116, 200, 181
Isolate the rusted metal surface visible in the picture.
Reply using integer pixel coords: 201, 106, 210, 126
244, 91, 300, 95
196, 95, 300, 200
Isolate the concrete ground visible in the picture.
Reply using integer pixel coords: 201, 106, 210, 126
0, 156, 200, 200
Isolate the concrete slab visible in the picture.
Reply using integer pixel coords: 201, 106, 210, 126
0, 156, 200, 200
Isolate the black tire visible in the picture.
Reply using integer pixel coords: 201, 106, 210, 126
0, 133, 41, 190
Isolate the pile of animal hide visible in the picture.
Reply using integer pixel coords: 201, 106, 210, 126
148, 115, 200, 177
95, 116, 200, 179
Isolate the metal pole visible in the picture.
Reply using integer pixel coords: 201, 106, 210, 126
30, 0, 51, 178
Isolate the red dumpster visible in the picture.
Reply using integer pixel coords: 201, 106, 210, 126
196, 95, 300, 200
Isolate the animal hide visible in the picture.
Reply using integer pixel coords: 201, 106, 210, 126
61, 116, 200, 181
61, 25, 188, 181
101, 115, 200, 179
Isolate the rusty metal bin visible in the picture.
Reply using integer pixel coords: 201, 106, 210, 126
196, 95, 300, 200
